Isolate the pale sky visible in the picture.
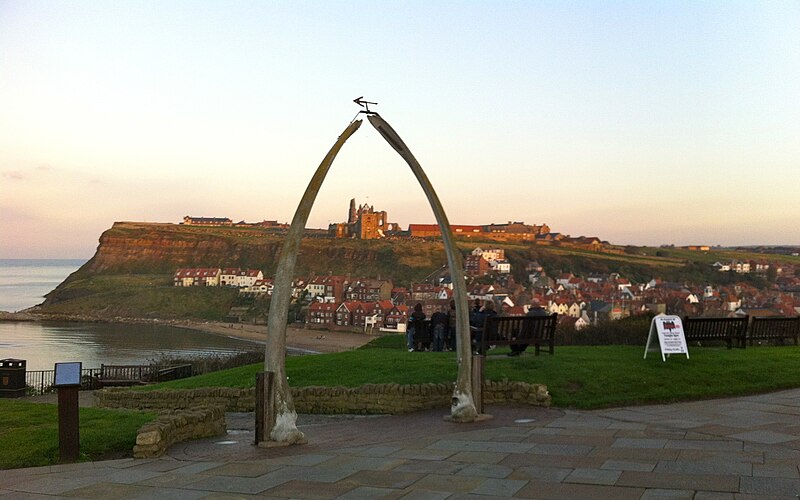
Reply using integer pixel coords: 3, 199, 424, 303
1, 1, 798, 258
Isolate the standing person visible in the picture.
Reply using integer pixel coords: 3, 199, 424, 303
406, 303, 426, 352
509, 298, 546, 356
446, 300, 458, 351
471, 298, 483, 319
430, 308, 448, 352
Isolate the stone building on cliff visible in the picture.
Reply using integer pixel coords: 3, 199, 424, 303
328, 198, 400, 239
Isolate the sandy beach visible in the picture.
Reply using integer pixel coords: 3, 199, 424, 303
176, 321, 380, 354
1, 310, 382, 355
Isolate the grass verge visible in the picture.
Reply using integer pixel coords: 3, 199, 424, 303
146, 334, 800, 409
0, 400, 155, 470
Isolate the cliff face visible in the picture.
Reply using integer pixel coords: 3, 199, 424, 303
81, 222, 284, 275
61, 221, 444, 285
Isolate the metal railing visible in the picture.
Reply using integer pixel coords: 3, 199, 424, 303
25, 368, 103, 396
24, 364, 194, 396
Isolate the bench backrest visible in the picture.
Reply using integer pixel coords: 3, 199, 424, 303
749, 316, 800, 338
99, 364, 159, 382
484, 314, 558, 342
683, 317, 748, 340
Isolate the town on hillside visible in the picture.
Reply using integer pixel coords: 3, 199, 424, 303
183, 197, 608, 250
174, 247, 800, 332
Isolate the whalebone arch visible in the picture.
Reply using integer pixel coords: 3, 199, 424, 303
263, 113, 478, 445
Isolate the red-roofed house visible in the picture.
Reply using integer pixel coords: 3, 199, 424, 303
174, 268, 221, 287
335, 301, 362, 327
307, 302, 337, 328
385, 304, 410, 331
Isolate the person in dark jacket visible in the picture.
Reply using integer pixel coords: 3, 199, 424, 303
509, 298, 547, 356
445, 300, 458, 351
430, 309, 448, 352
470, 300, 497, 354
407, 303, 427, 352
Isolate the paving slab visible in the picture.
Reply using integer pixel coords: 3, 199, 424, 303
468, 477, 527, 496
664, 439, 743, 451
454, 463, 513, 479
615, 471, 740, 492
739, 476, 800, 496
426, 439, 533, 454
9, 390, 800, 498
527, 443, 594, 456
201, 461, 282, 477
654, 459, 752, 476
448, 451, 508, 464
692, 492, 736, 500
639, 488, 696, 499
60, 482, 153, 499
515, 479, 645, 499
563, 467, 621, 485
727, 430, 800, 444
600, 459, 657, 472
506, 465, 573, 483
341, 469, 423, 489
396, 490, 449, 500
752, 462, 800, 478
393, 460, 467, 476
613, 437, 669, 449
499, 452, 606, 469
334, 485, 400, 499
260, 479, 357, 499
408, 473, 484, 493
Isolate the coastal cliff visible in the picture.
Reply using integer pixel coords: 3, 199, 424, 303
40, 222, 450, 314
65, 222, 429, 278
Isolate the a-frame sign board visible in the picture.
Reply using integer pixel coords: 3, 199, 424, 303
644, 314, 689, 362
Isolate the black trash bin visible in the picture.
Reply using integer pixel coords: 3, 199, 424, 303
0, 359, 26, 398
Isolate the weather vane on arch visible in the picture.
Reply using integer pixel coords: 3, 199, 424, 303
353, 96, 378, 114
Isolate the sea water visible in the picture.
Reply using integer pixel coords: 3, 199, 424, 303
0, 259, 86, 312
0, 321, 260, 371
0, 259, 259, 370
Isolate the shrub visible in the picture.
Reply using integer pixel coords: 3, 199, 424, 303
556, 315, 653, 346
147, 350, 264, 376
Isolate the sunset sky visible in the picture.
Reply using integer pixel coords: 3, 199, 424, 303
2, 1, 798, 258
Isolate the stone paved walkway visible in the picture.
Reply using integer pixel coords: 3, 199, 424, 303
4, 389, 800, 498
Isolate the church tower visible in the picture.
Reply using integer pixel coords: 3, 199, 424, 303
348, 198, 357, 224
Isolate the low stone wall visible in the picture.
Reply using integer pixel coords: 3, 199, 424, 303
98, 387, 257, 412
96, 381, 550, 414
133, 406, 226, 458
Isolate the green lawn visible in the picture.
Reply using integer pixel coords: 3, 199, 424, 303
147, 335, 800, 409
9, 337, 800, 470
0, 401, 155, 470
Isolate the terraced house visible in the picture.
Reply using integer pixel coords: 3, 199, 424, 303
173, 268, 221, 287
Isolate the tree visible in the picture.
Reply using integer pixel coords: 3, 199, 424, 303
767, 265, 778, 283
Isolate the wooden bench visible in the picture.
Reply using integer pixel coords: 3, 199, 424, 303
98, 364, 154, 387
748, 316, 800, 346
682, 316, 748, 349
481, 314, 559, 356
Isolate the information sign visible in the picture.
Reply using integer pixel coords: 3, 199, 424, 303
54, 362, 82, 387
644, 315, 689, 361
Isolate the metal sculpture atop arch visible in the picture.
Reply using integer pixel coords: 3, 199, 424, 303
263, 111, 478, 445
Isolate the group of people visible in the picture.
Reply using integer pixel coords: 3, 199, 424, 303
406, 301, 457, 352
405, 298, 548, 356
